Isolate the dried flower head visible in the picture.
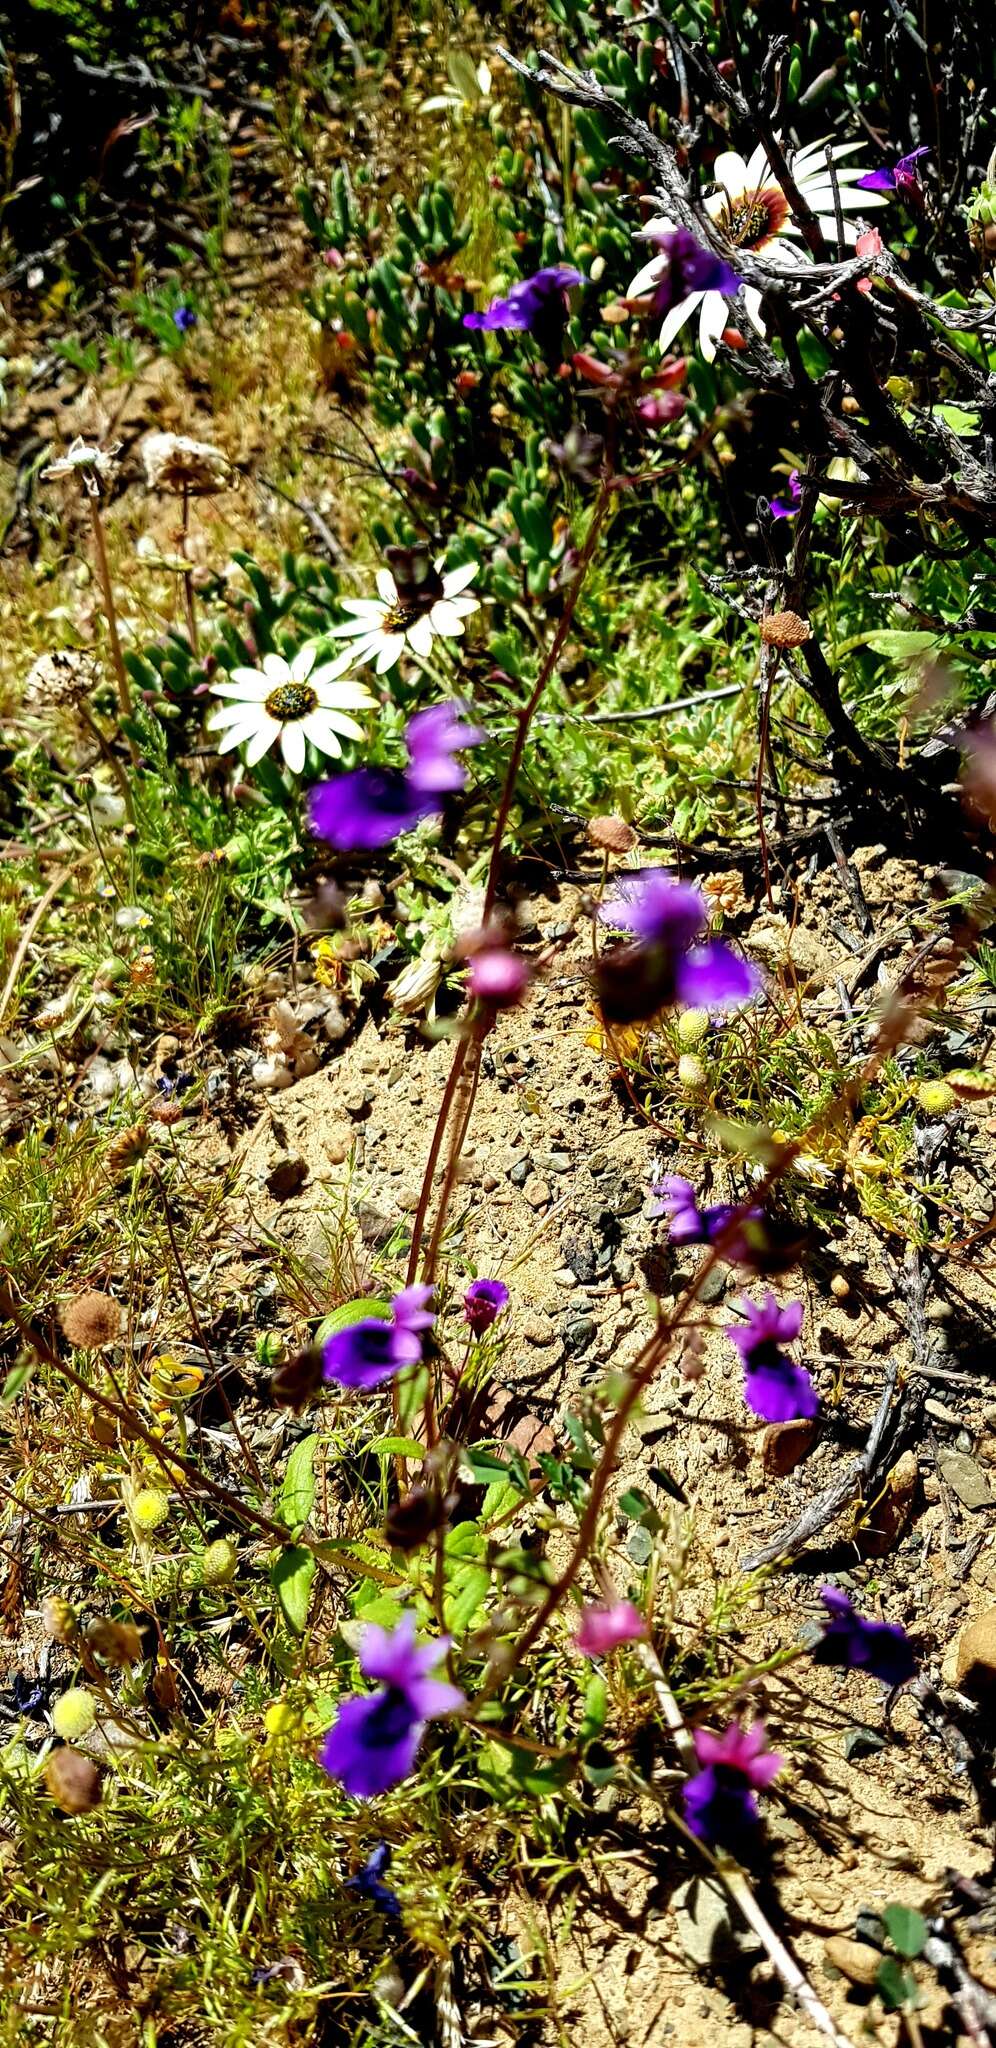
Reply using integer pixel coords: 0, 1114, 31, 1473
587, 814, 638, 855
44, 1747, 103, 1814
106, 1123, 151, 1176
23, 650, 102, 712
42, 437, 120, 495
42, 1594, 79, 1645
760, 609, 810, 648
141, 432, 233, 496
85, 1616, 144, 1667
59, 1291, 121, 1349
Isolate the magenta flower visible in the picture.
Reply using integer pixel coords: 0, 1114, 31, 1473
463, 1278, 509, 1335
726, 1293, 817, 1423
597, 869, 759, 1024
651, 1175, 764, 1257
467, 946, 531, 1007
463, 265, 585, 332
322, 1285, 435, 1391
636, 227, 742, 318
635, 390, 687, 427
770, 469, 802, 520
857, 146, 929, 194
575, 1600, 647, 1658
319, 1613, 464, 1798
683, 1720, 783, 1849
310, 702, 485, 852
813, 1588, 916, 1688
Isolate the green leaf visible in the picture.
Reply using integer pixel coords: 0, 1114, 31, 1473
445, 1563, 490, 1632
315, 1298, 390, 1345
366, 1435, 425, 1459
882, 1905, 928, 1959
860, 629, 939, 662
271, 1546, 315, 1634
875, 1956, 917, 2011
0, 1362, 34, 1404
280, 1434, 318, 1535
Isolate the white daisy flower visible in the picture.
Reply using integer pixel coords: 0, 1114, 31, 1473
323, 558, 481, 676
207, 644, 375, 775
629, 137, 886, 363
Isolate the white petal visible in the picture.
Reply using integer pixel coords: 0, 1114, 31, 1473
208, 701, 266, 731
320, 710, 365, 740
406, 613, 436, 657
301, 713, 345, 755
228, 667, 271, 692
245, 718, 281, 764
376, 568, 398, 603
704, 193, 731, 224
712, 151, 751, 198
214, 717, 266, 752
339, 597, 387, 619
291, 644, 317, 683
280, 722, 306, 774
636, 213, 677, 242
658, 289, 704, 353
741, 285, 766, 333
443, 594, 479, 618
210, 678, 270, 702
261, 653, 289, 683
375, 636, 403, 674
311, 673, 376, 708
429, 600, 467, 636
441, 561, 479, 597
698, 291, 729, 362
326, 616, 383, 639
744, 142, 770, 184
629, 254, 667, 296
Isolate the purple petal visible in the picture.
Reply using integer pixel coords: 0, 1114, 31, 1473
856, 168, 897, 192
600, 870, 706, 950
391, 1283, 436, 1333
676, 941, 759, 1011
309, 769, 433, 851
322, 1319, 422, 1390
743, 1354, 819, 1422
319, 1691, 422, 1798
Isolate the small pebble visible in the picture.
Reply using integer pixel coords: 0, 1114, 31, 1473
522, 1314, 556, 1346
523, 1175, 551, 1209
824, 1937, 881, 1987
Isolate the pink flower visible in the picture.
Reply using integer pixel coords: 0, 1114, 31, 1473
683, 1720, 784, 1848
855, 227, 884, 294
575, 1600, 647, 1657
467, 947, 531, 1006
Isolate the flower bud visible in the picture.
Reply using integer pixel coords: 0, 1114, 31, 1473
202, 1538, 237, 1586
44, 1748, 102, 1814
42, 1595, 79, 1645
51, 1688, 97, 1740
677, 1053, 707, 1091
131, 1488, 170, 1532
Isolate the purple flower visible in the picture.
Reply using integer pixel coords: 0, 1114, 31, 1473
857, 146, 929, 194
463, 1277, 509, 1335
726, 1293, 817, 1423
770, 469, 802, 520
683, 1721, 783, 1849
319, 1613, 464, 1799
651, 1175, 764, 1259
347, 1841, 401, 1917
575, 1600, 647, 1657
467, 945, 531, 1007
322, 1285, 435, 1391
635, 390, 687, 427
463, 266, 585, 332
597, 869, 759, 1024
638, 227, 742, 317
173, 306, 197, 332
405, 702, 485, 795
309, 702, 485, 852
812, 1588, 916, 1688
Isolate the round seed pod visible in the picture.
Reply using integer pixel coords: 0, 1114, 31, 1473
917, 1078, 955, 1115
44, 1748, 103, 1814
51, 1688, 97, 1741
587, 815, 638, 855
760, 609, 810, 648
202, 1539, 237, 1586
131, 1488, 170, 1532
42, 1595, 79, 1645
677, 1053, 707, 1091
59, 1292, 121, 1349
676, 1007, 709, 1048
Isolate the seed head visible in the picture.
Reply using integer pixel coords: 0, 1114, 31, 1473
42, 1595, 80, 1645
676, 1006, 709, 1047
106, 1123, 150, 1176
917, 1078, 955, 1115
760, 610, 810, 648
44, 1748, 103, 1813
85, 1617, 144, 1667
131, 1488, 170, 1532
59, 1291, 121, 1349
264, 1700, 303, 1739
202, 1538, 237, 1585
677, 1053, 707, 1091
587, 815, 638, 855
51, 1687, 97, 1741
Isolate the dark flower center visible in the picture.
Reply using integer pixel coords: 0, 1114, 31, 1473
265, 682, 318, 721
364, 1686, 416, 1747
718, 187, 790, 250
382, 597, 430, 634
744, 1336, 785, 1373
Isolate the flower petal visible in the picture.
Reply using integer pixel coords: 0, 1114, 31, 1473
291, 644, 317, 683
697, 290, 729, 362
712, 151, 751, 198
280, 722, 306, 774
441, 561, 479, 597
261, 653, 289, 683
301, 713, 344, 758
428, 601, 467, 636
375, 636, 403, 674
376, 568, 398, 604
244, 718, 281, 765
658, 289, 705, 354
406, 613, 436, 658
214, 674, 270, 700
214, 718, 267, 753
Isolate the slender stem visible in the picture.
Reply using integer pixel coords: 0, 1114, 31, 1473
150, 1166, 265, 1492
179, 486, 200, 656
77, 703, 135, 824
404, 1029, 472, 1287
88, 493, 139, 767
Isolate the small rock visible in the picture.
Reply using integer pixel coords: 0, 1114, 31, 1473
324, 1131, 352, 1165
824, 1937, 882, 1987
626, 1526, 653, 1566
355, 1202, 395, 1247
523, 1175, 551, 1209
344, 1087, 371, 1118
564, 1316, 597, 1356
553, 1267, 579, 1288
672, 1877, 756, 1970
954, 1606, 996, 1696
265, 1155, 308, 1201
589, 1151, 608, 1175
762, 1417, 818, 1476
938, 1452, 993, 1511
614, 1186, 643, 1218
522, 1314, 556, 1346
508, 1157, 530, 1186
842, 1724, 886, 1760
396, 1187, 420, 1213
696, 1262, 729, 1305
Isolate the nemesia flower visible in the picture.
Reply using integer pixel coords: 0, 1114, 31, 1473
347, 1841, 401, 1917
726, 1293, 818, 1423
683, 1721, 783, 1849
322, 1284, 435, 1392
812, 1588, 916, 1687
628, 226, 742, 320
319, 1613, 463, 1799
173, 306, 196, 332
857, 146, 929, 195
575, 1600, 647, 1658
635, 390, 687, 427
309, 702, 486, 852
463, 1277, 509, 1335
597, 869, 759, 1024
324, 556, 480, 674
463, 265, 585, 332
208, 646, 374, 774
651, 1176, 763, 1260
629, 139, 885, 362
770, 469, 802, 520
